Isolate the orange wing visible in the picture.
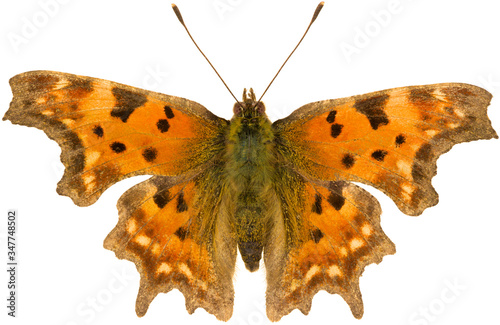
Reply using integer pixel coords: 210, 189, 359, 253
268, 83, 496, 320
4, 70, 235, 320
273, 83, 497, 215
4, 70, 227, 206
104, 169, 236, 320
265, 176, 395, 320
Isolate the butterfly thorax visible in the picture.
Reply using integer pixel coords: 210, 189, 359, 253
225, 89, 275, 272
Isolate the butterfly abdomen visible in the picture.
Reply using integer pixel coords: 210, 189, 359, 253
225, 115, 275, 272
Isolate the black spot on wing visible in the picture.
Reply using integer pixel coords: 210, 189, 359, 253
110, 87, 147, 123
176, 192, 188, 213
330, 124, 344, 138
312, 194, 322, 214
326, 110, 337, 123
142, 147, 158, 162
164, 105, 175, 119
174, 227, 187, 240
341, 153, 355, 169
153, 189, 171, 209
156, 119, 170, 133
371, 149, 388, 162
110, 141, 126, 153
328, 181, 346, 211
311, 228, 324, 243
354, 93, 390, 130
92, 125, 104, 138
395, 134, 406, 147
327, 191, 345, 211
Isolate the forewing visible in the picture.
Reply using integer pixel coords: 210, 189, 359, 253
4, 71, 227, 206
273, 83, 497, 215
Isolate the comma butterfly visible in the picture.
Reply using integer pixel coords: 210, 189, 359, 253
2, 2, 498, 322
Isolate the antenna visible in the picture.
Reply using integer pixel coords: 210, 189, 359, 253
254, 2, 324, 107
172, 2, 325, 109
171, 4, 241, 106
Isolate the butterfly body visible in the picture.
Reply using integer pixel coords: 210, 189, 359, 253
225, 89, 275, 271
4, 71, 497, 321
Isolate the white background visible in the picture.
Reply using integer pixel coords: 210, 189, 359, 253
1, 0, 499, 324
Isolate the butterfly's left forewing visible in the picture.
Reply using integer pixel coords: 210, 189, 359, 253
4, 70, 227, 206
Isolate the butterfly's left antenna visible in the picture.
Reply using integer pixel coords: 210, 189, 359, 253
171, 4, 242, 107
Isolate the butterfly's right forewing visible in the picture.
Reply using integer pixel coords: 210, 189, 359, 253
273, 83, 497, 215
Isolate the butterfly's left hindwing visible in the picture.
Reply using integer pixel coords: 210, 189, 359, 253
4, 70, 228, 206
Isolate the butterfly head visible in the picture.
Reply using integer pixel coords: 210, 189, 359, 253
233, 88, 266, 121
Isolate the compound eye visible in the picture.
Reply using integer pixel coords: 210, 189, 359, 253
256, 102, 266, 115
233, 103, 243, 116
251, 118, 258, 124
241, 118, 248, 124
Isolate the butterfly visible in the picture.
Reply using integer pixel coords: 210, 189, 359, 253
2, 2, 498, 322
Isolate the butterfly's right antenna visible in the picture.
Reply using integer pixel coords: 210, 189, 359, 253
171, 4, 242, 107
254, 2, 324, 108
